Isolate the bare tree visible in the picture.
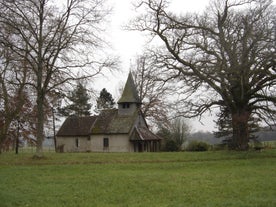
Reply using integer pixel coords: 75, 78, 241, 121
131, 0, 276, 150
0, 0, 114, 156
132, 54, 174, 128
0, 36, 31, 152
158, 117, 190, 151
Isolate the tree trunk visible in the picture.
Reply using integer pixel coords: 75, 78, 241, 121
231, 110, 250, 150
0, 126, 5, 153
35, 93, 44, 157
0, 136, 3, 154
0, 120, 11, 153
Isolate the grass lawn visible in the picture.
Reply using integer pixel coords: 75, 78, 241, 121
0, 150, 275, 207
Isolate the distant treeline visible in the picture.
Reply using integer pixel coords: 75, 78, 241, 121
189, 127, 276, 145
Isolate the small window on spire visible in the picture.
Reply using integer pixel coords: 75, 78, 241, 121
122, 103, 130, 108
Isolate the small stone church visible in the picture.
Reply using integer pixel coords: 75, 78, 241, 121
56, 72, 161, 152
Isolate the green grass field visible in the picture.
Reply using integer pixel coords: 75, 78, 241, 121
0, 150, 275, 207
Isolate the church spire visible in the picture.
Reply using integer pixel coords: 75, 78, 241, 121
117, 72, 141, 115
117, 72, 141, 104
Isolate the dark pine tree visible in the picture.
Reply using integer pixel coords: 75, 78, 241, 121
96, 88, 115, 111
214, 106, 260, 148
59, 83, 91, 117
214, 107, 232, 141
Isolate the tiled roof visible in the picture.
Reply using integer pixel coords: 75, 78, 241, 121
56, 116, 97, 136
91, 109, 137, 134
57, 109, 138, 136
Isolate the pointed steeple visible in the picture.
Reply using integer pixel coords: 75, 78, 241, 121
118, 72, 141, 104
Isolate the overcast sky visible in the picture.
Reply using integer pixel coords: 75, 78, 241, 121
103, 0, 211, 92
108, 0, 209, 73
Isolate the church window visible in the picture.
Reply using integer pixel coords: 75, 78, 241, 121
75, 138, 79, 148
103, 138, 109, 148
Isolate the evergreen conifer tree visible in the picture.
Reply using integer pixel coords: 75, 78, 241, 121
59, 83, 91, 117
214, 106, 260, 147
96, 88, 115, 111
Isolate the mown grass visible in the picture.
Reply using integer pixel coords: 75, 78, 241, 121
0, 150, 275, 207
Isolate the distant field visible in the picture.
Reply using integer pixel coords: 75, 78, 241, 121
0, 150, 275, 207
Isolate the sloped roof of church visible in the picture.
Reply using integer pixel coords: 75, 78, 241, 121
117, 72, 141, 104
91, 108, 137, 134
57, 109, 139, 136
56, 116, 97, 136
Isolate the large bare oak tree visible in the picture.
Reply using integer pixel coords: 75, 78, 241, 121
132, 0, 276, 150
